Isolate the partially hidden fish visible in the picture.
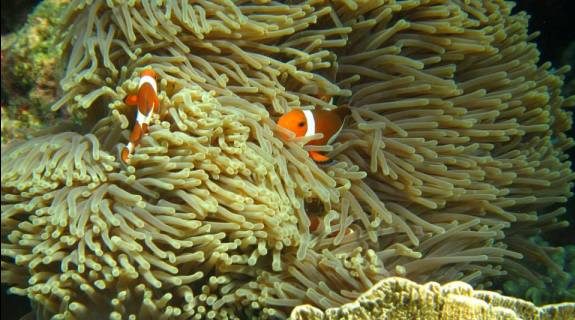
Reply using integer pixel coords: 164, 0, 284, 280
308, 215, 353, 237
121, 69, 160, 164
277, 105, 350, 162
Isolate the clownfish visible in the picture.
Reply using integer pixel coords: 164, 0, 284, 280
121, 69, 160, 164
277, 105, 350, 162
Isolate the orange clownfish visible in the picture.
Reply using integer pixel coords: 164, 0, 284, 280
121, 69, 160, 164
277, 106, 350, 162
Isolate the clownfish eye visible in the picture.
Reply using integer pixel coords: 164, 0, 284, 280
298, 121, 305, 128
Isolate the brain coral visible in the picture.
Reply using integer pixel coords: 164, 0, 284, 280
291, 277, 575, 320
1, 0, 574, 319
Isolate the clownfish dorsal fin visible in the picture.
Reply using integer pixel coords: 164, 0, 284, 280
317, 93, 333, 104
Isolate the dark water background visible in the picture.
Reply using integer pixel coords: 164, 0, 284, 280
1, 0, 574, 319
517, 0, 575, 246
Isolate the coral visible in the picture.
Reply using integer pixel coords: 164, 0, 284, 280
1, 0, 70, 144
290, 277, 575, 320
502, 237, 575, 306
1, 104, 44, 145
1, 0, 574, 319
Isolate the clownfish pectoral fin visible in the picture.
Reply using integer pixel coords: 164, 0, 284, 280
309, 151, 330, 163
124, 94, 138, 106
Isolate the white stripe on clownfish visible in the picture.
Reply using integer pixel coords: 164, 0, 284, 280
303, 108, 342, 144
139, 75, 157, 93
303, 109, 316, 138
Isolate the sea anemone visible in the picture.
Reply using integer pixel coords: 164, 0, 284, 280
1, 0, 573, 319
